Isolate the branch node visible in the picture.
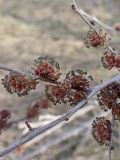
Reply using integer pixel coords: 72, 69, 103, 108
25, 120, 33, 131
65, 117, 69, 121
71, 4, 75, 9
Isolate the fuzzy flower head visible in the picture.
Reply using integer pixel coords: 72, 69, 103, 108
84, 29, 110, 48
2, 73, 38, 96
65, 69, 93, 105
97, 83, 120, 120
101, 51, 120, 70
92, 117, 111, 145
0, 110, 11, 133
32, 56, 62, 82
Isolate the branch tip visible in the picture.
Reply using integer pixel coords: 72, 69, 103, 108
25, 120, 33, 131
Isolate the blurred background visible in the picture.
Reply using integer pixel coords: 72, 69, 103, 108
0, 0, 120, 159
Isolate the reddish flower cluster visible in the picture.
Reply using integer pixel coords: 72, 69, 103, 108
97, 83, 120, 120
2, 73, 38, 96
45, 82, 69, 105
101, 51, 120, 70
41, 98, 49, 109
45, 70, 92, 105
114, 23, 120, 31
92, 117, 111, 145
84, 29, 110, 48
65, 70, 92, 105
0, 110, 11, 133
26, 100, 41, 119
32, 56, 61, 82
26, 99, 49, 119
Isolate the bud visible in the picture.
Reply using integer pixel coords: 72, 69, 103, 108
84, 29, 110, 48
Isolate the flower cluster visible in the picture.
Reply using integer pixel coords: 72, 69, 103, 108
92, 117, 111, 145
2, 73, 38, 96
26, 99, 49, 119
65, 70, 92, 105
101, 51, 120, 70
84, 29, 110, 48
26, 100, 41, 119
0, 110, 11, 133
97, 83, 120, 120
45, 82, 69, 105
45, 69, 92, 105
32, 56, 61, 82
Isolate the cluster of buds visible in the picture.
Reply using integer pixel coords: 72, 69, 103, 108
92, 117, 111, 145
2, 73, 38, 96
26, 100, 41, 119
65, 70, 93, 105
112, 105, 120, 121
101, 51, 120, 70
45, 82, 70, 105
32, 56, 62, 82
84, 29, 110, 48
26, 98, 49, 119
97, 83, 120, 120
45, 69, 92, 105
0, 110, 11, 133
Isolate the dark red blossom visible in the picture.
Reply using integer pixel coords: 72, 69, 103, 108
112, 105, 120, 121
84, 29, 110, 48
92, 117, 111, 145
45, 82, 69, 105
101, 51, 120, 70
65, 70, 92, 91
26, 100, 41, 119
26, 99, 49, 119
32, 56, 61, 82
2, 73, 38, 96
46, 70, 92, 106
65, 70, 92, 105
97, 83, 118, 111
115, 55, 120, 69
97, 83, 120, 120
0, 110, 11, 133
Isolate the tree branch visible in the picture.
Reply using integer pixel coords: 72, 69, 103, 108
108, 114, 115, 160
19, 105, 95, 148
70, 0, 117, 54
18, 111, 109, 160
0, 73, 120, 158
0, 63, 58, 84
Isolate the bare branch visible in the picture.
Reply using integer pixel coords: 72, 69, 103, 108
18, 120, 91, 160
18, 111, 110, 160
19, 105, 95, 147
0, 73, 120, 158
71, 0, 117, 54
70, 0, 115, 32
25, 121, 33, 132
108, 115, 115, 160
0, 63, 58, 84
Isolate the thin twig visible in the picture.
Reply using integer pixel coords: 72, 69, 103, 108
19, 105, 95, 147
79, 10, 115, 32
25, 121, 33, 131
18, 121, 91, 160
8, 117, 27, 127
0, 64, 58, 84
71, 0, 117, 54
108, 114, 115, 160
0, 73, 120, 158
18, 111, 109, 160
